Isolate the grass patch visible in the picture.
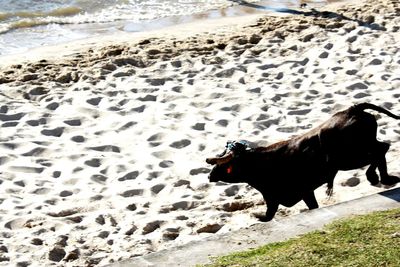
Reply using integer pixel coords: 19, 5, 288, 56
203, 208, 400, 267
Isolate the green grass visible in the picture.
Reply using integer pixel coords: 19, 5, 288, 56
203, 208, 400, 267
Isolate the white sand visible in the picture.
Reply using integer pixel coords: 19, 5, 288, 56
0, 0, 399, 265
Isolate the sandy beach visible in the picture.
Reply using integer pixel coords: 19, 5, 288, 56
0, 0, 399, 266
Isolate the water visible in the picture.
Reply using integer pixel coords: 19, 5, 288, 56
0, 0, 336, 56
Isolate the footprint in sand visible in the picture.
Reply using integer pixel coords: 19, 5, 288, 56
59, 190, 73, 197
46, 102, 59, 111
4, 218, 27, 230
9, 166, 44, 174
189, 168, 210, 176
151, 184, 166, 194
118, 171, 139, 181
84, 158, 102, 167
152, 151, 173, 160
196, 223, 223, 234
345, 69, 358, 75
341, 177, 360, 187
41, 127, 64, 137
142, 220, 164, 235
147, 171, 162, 180
319, 51, 329, 59
138, 94, 157, 102
0, 112, 26, 122
224, 185, 240, 197
346, 82, 368, 90
63, 119, 82, 126
163, 228, 180, 241
21, 147, 47, 157
174, 180, 190, 187
169, 139, 191, 149
0, 156, 11, 166
353, 92, 371, 99
26, 118, 47, 127
71, 135, 85, 143
287, 109, 311, 116
120, 189, 144, 198
126, 203, 137, 211
117, 121, 138, 132
89, 145, 121, 153
2, 121, 19, 127
147, 133, 165, 147
91, 174, 107, 184
216, 119, 229, 127
86, 97, 102, 106
159, 160, 174, 168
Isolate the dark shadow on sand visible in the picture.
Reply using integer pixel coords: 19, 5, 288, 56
378, 187, 400, 202
228, 0, 385, 31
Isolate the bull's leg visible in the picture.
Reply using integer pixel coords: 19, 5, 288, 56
366, 162, 380, 185
377, 154, 400, 186
325, 169, 338, 196
366, 142, 389, 185
303, 191, 319, 210
367, 142, 400, 185
263, 201, 279, 222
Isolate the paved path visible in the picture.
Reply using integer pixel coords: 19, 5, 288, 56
112, 187, 400, 267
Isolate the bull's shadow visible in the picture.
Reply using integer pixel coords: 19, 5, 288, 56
228, 0, 385, 31
379, 187, 400, 202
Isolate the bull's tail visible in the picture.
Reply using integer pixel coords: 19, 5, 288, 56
353, 103, 400, 120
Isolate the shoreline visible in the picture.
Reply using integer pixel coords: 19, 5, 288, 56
0, 0, 349, 60
0, 0, 399, 265
0, 13, 264, 67
0, 0, 348, 55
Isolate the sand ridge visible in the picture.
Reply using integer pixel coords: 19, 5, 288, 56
0, 0, 399, 265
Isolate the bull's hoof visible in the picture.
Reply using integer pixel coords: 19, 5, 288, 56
325, 187, 334, 197
253, 213, 273, 222
380, 175, 400, 186
366, 171, 379, 186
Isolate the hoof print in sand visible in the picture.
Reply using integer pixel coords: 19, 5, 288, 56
91, 174, 107, 184
120, 189, 144, 198
151, 184, 165, 194
189, 168, 210, 176
126, 204, 137, 211
169, 139, 192, 149
64, 119, 82, 126
48, 247, 66, 262
84, 158, 101, 167
46, 102, 59, 111
89, 145, 121, 153
86, 97, 102, 106
41, 127, 64, 137
159, 160, 174, 168
142, 221, 164, 235
163, 228, 180, 240
71, 135, 85, 143
341, 177, 361, 187
192, 123, 205, 131
196, 223, 223, 234
221, 201, 254, 212
118, 171, 139, 181
0, 112, 26, 122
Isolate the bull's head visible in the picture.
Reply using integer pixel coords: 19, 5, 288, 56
206, 141, 250, 183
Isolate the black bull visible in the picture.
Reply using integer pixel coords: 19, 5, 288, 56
206, 103, 400, 221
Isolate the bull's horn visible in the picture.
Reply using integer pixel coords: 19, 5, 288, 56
206, 152, 234, 165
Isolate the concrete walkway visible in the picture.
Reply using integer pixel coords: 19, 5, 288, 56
112, 187, 400, 267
